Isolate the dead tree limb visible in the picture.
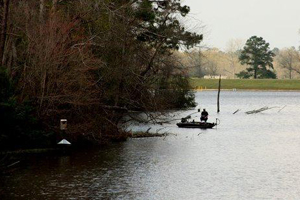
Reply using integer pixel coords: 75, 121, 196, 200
145, 127, 151, 133
245, 106, 278, 114
233, 109, 240, 114
278, 105, 287, 113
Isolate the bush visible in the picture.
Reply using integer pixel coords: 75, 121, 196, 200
156, 75, 197, 109
0, 68, 55, 150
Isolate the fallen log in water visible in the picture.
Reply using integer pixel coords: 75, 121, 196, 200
245, 106, 278, 114
233, 109, 240, 114
130, 132, 169, 138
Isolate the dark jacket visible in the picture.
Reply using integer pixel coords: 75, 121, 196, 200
201, 111, 208, 117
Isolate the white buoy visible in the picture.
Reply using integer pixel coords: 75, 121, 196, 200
58, 139, 71, 145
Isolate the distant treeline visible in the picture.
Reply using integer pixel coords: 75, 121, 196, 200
182, 40, 300, 80
190, 78, 300, 90
0, 0, 202, 150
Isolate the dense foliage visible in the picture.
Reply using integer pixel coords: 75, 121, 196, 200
0, 0, 202, 148
237, 36, 276, 79
0, 69, 55, 150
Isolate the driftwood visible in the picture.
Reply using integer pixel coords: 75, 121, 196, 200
145, 127, 151, 133
278, 105, 287, 113
245, 106, 278, 114
0, 154, 20, 174
233, 109, 240, 114
6, 161, 20, 168
156, 127, 167, 133
130, 132, 168, 138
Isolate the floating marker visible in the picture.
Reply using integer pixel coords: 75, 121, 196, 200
58, 139, 71, 145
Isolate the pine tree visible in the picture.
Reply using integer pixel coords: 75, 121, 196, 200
237, 36, 276, 79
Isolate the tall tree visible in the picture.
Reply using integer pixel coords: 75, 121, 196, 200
135, 0, 203, 77
2, 0, 203, 141
186, 50, 205, 77
237, 36, 276, 79
0, 0, 10, 64
225, 39, 244, 78
277, 47, 300, 79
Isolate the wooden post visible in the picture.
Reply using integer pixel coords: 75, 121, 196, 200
217, 75, 221, 113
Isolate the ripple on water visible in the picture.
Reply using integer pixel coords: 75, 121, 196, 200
2, 91, 300, 200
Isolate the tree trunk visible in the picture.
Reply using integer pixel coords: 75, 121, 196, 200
0, 1, 3, 22
52, 0, 58, 12
40, 0, 45, 22
0, 0, 10, 65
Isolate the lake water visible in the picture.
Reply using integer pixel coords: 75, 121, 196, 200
2, 91, 300, 199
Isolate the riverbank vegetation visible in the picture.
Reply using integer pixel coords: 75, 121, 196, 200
182, 40, 300, 80
0, 0, 202, 150
190, 78, 300, 90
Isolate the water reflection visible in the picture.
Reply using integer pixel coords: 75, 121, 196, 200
2, 91, 300, 199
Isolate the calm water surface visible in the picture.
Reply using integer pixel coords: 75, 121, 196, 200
2, 91, 300, 200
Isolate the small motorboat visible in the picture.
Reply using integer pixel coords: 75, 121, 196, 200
176, 117, 219, 129
177, 121, 216, 129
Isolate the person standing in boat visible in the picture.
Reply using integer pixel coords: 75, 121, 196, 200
200, 109, 208, 122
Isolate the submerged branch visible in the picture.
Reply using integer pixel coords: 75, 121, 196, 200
245, 106, 278, 114
233, 109, 240, 114
278, 105, 287, 113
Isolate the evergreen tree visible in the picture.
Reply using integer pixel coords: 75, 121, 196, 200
237, 36, 276, 79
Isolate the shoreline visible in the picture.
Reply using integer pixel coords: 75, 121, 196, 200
190, 78, 300, 91
193, 89, 300, 92
130, 132, 168, 138
0, 132, 168, 155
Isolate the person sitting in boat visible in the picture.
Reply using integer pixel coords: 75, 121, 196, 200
200, 109, 208, 122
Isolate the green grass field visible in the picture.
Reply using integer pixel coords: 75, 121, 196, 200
189, 78, 300, 90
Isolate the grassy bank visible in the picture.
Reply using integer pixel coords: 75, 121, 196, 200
190, 78, 300, 90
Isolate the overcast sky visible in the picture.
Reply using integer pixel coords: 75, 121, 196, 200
183, 0, 300, 50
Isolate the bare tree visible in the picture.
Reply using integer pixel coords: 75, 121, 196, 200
225, 39, 244, 78
0, 0, 10, 64
39, 0, 44, 22
2, 0, 202, 142
276, 47, 300, 79
185, 49, 206, 77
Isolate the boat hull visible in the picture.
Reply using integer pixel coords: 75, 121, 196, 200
176, 122, 216, 129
